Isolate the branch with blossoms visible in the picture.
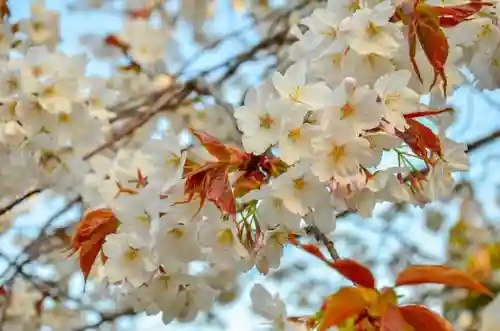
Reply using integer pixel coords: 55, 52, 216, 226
3, 0, 500, 330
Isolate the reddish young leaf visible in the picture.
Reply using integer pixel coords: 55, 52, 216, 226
301, 243, 329, 261
104, 34, 129, 52
234, 170, 267, 197
430, 1, 494, 24
128, 8, 151, 19
408, 17, 422, 84
403, 107, 453, 120
69, 209, 119, 284
206, 165, 236, 215
0, 0, 9, 20
319, 287, 375, 331
183, 162, 236, 216
399, 305, 452, 331
329, 259, 376, 289
395, 265, 493, 296
396, 119, 442, 164
415, 11, 449, 93
381, 305, 414, 331
190, 129, 247, 164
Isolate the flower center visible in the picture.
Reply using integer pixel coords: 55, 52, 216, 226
168, 227, 184, 239
125, 247, 140, 261
259, 114, 275, 129
137, 214, 150, 226
340, 103, 356, 119
480, 24, 493, 38
272, 198, 283, 209
165, 155, 180, 168
294, 177, 306, 190
288, 128, 301, 142
289, 86, 301, 102
332, 53, 343, 67
348, 0, 360, 12
330, 145, 345, 163
366, 22, 381, 37
385, 93, 400, 108
217, 228, 234, 245
58, 113, 71, 123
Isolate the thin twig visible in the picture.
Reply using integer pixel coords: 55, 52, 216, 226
305, 224, 340, 261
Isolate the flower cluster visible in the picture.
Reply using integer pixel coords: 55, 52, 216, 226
66, 0, 500, 329
2, 0, 500, 330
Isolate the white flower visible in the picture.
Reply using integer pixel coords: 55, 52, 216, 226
340, 1, 403, 58
86, 77, 120, 120
311, 46, 347, 87
251, 283, 286, 322
272, 60, 335, 110
374, 70, 420, 132
342, 49, 396, 85
300, 8, 347, 55
278, 122, 318, 164
140, 134, 186, 184
235, 97, 305, 154
0, 22, 13, 56
37, 76, 78, 115
347, 167, 412, 218
470, 46, 500, 90
255, 227, 288, 274
121, 19, 169, 65
111, 187, 161, 242
272, 161, 329, 216
159, 275, 218, 324
312, 129, 380, 181
326, 0, 361, 20
0, 121, 27, 147
242, 184, 303, 232
320, 78, 382, 135
197, 217, 249, 266
250, 283, 306, 331
151, 209, 201, 268
18, 1, 60, 50
102, 232, 157, 287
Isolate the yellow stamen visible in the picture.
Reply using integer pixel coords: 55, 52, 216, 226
294, 177, 306, 190
289, 86, 301, 102
168, 227, 184, 239
288, 128, 301, 142
125, 247, 140, 261
259, 114, 275, 129
366, 22, 380, 37
217, 228, 234, 245
330, 145, 345, 163
340, 103, 356, 119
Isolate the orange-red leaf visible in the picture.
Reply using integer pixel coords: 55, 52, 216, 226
395, 265, 493, 296
183, 162, 236, 215
403, 107, 453, 120
329, 259, 376, 289
431, 2, 494, 25
415, 11, 449, 94
396, 119, 442, 164
399, 305, 452, 331
190, 129, 247, 164
233, 170, 267, 197
381, 305, 414, 331
319, 287, 374, 331
70, 209, 119, 284
301, 243, 328, 261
